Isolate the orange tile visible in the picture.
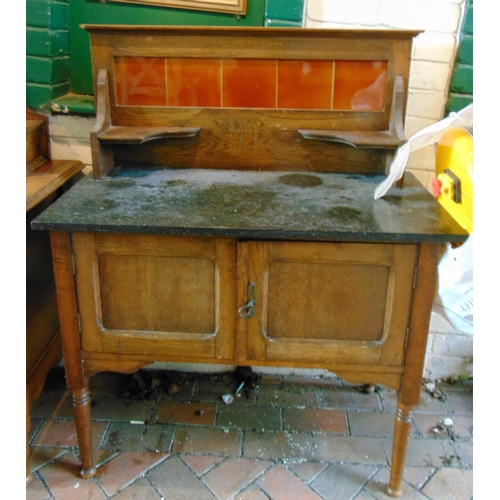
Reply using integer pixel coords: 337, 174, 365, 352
222, 59, 276, 108
173, 427, 241, 455
26, 474, 51, 500
257, 464, 323, 500
96, 451, 168, 496
112, 477, 163, 499
38, 451, 106, 500
283, 408, 348, 433
182, 455, 224, 476
278, 60, 333, 110
147, 455, 216, 500
28, 446, 67, 473
114, 57, 167, 106
202, 457, 272, 500
167, 58, 221, 107
153, 401, 216, 426
243, 431, 314, 461
422, 467, 473, 499
333, 60, 387, 110
32, 420, 107, 448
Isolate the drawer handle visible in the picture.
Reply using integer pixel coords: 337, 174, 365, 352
238, 282, 256, 319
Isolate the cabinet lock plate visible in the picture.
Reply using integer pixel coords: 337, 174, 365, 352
238, 281, 256, 319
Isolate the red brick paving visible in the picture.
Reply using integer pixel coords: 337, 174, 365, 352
257, 464, 323, 500
27, 370, 473, 500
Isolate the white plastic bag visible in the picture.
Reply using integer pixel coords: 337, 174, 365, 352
433, 234, 473, 334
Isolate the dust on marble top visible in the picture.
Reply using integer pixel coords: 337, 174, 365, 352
31, 168, 468, 242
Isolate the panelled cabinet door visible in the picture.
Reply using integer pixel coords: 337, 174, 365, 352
72, 233, 237, 360
245, 241, 417, 366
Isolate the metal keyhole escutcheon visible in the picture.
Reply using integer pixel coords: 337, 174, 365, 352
238, 282, 256, 319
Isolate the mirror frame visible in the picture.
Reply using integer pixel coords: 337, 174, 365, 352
104, 0, 247, 15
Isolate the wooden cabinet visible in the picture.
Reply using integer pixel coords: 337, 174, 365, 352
244, 241, 417, 367
68, 231, 423, 390
70, 234, 418, 371
48, 229, 443, 494
73, 233, 237, 360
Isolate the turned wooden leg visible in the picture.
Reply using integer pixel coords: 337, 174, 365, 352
51, 232, 96, 478
387, 402, 414, 497
72, 387, 96, 478
386, 243, 439, 496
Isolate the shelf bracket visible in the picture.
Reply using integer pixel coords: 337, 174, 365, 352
90, 68, 200, 179
298, 75, 407, 150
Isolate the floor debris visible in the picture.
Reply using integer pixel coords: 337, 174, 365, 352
423, 379, 447, 402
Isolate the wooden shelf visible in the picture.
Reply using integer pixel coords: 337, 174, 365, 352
26, 159, 85, 212
98, 126, 200, 144
299, 75, 407, 152
298, 129, 405, 149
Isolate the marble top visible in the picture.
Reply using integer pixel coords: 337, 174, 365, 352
32, 168, 468, 243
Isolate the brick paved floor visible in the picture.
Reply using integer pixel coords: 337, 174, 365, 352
26, 368, 473, 500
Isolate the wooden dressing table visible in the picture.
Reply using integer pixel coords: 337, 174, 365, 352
32, 26, 468, 496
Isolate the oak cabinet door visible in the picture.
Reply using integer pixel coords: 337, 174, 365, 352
72, 233, 237, 360
245, 241, 417, 366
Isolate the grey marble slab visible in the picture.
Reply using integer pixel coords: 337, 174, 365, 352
31, 168, 469, 243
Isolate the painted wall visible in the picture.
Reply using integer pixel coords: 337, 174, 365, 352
26, 0, 71, 109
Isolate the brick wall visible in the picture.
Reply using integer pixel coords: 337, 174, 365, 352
26, 0, 70, 110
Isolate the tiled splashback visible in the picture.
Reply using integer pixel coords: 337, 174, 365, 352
114, 57, 387, 111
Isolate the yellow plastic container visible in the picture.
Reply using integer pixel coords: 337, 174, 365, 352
433, 126, 473, 233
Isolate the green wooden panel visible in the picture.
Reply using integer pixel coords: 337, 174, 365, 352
27, 28, 69, 57
26, 0, 51, 27
445, 0, 473, 112
264, 19, 301, 27
27, 84, 54, 108
27, 55, 69, 84
48, 1, 70, 29
457, 35, 473, 65
69, 0, 267, 95
51, 94, 96, 114
450, 65, 473, 94
446, 93, 473, 114
463, 2, 473, 35
265, 0, 303, 22
27, 0, 69, 29
27, 82, 70, 110
27, 56, 53, 83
